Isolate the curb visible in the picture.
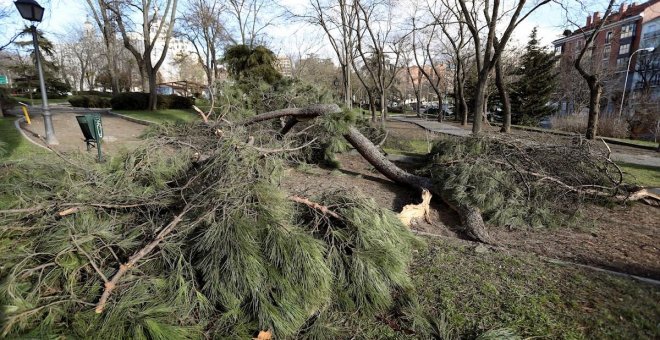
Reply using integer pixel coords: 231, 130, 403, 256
105, 110, 154, 126
13, 117, 51, 152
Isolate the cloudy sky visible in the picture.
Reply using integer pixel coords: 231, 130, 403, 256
0, 0, 605, 59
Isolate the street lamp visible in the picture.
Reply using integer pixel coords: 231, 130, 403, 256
618, 47, 655, 117
14, 0, 58, 145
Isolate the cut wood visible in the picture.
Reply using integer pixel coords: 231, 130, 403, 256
398, 189, 432, 227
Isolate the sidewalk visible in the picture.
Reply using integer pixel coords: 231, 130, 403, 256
391, 117, 660, 168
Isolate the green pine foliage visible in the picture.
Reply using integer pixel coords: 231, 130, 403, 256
511, 27, 559, 125
0, 121, 420, 338
424, 136, 618, 229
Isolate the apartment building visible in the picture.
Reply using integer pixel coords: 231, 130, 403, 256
552, 0, 660, 115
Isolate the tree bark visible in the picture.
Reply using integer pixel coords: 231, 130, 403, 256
495, 58, 511, 133
472, 74, 488, 133
586, 82, 602, 139
148, 69, 158, 111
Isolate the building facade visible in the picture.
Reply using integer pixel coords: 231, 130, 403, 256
552, 0, 660, 115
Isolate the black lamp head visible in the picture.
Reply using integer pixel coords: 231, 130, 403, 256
15, 0, 45, 22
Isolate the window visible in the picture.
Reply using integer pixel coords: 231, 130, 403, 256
605, 31, 613, 44
621, 24, 636, 39
554, 45, 562, 55
619, 43, 630, 55
616, 58, 628, 70
603, 45, 611, 60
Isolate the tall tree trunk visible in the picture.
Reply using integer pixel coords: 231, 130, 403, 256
436, 91, 444, 122
586, 82, 602, 139
368, 94, 376, 122
495, 59, 511, 133
148, 70, 158, 111
380, 92, 386, 125
456, 65, 468, 126
107, 39, 120, 95
139, 64, 148, 93
472, 75, 488, 133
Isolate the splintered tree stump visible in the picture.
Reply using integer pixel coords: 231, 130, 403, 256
398, 189, 432, 227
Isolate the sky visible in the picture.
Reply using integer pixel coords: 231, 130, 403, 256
0, 0, 605, 60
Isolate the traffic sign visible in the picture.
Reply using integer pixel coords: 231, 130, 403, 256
0, 75, 7, 85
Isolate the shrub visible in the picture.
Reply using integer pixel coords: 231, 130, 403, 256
549, 114, 630, 139
32, 92, 68, 99
0, 88, 17, 112
72, 90, 113, 98
68, 95, 112, 108
110, 93, 193, 110
167, 95, 194, 109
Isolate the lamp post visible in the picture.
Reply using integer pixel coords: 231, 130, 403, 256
618, 47, 655, 117
14, 0, 58, 145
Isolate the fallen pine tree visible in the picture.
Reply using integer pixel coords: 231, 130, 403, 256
1, 104, 655, 338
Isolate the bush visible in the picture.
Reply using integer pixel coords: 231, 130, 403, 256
0, 88, 17, 111
549, 114, 630, 139
72, 90, 113, 98
68, 95, 112, 108
110, 92, 193, 110
31, 92, 68, 99
167, 95, 194, 109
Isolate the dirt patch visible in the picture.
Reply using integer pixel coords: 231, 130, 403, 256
280, 153, 460, 238
490, 204, 660, 279
22, 112, 147, 155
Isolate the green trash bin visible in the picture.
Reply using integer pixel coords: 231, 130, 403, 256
75, 113, 104, 162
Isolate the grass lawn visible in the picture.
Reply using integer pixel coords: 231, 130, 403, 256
605, 137, 659, 148
0, 116, 52, 209
383, 138, 432, 156
617, 162, 660, 187
0, 117, 48, 162
12, 96, 71, 106
114, 109, 200, 124
405, 238, 660, 339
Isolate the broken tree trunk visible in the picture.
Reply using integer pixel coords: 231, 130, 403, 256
243, 104, 493, 244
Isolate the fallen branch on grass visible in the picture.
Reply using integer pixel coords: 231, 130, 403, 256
288, 195, 342, 220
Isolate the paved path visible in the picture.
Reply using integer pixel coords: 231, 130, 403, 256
392, 117, 660, 168
12, 108, 147, 155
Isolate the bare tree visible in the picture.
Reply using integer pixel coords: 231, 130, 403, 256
107, 0, 179, 111
431, 0, 473, 126
455, 0, 551, 133
570, 0, 616, 139
351, 0, 402, 124
178, 0, 233, 87
307, 0, 355, 109
85, 0, 121, 94
410, 17, 450, 122
226, 0, 277, 47
400, 41, 423, 117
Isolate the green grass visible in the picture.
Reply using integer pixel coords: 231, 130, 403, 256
12, 96, 71, 105
618, 162, 660, 187
406, 238, 660, 339
0, 117, 48, 162
383, 138, 431, 156
605, 137, 659, 148
0, 117, 52, 208
113, 109, 200, 124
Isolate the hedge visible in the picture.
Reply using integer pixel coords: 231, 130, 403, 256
110, 93, 194, 110
68, 95, 112, 108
